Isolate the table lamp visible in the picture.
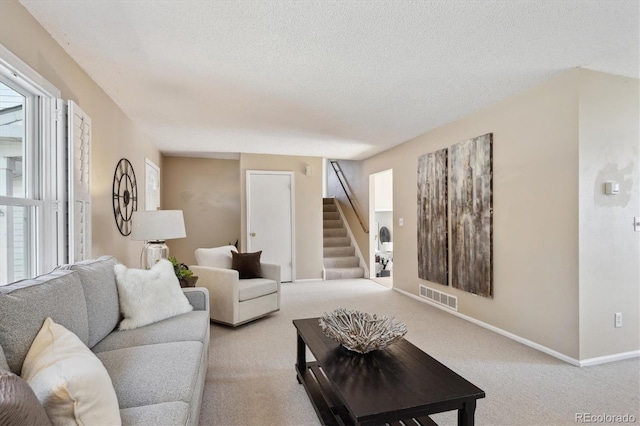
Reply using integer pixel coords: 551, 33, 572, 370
131, 210, 186, 269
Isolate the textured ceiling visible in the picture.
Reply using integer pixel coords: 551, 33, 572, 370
20, 0, 640, 160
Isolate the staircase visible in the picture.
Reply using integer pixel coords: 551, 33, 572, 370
323, 198, 364, 279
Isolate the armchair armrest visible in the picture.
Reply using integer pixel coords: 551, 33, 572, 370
190, 265, 241, 324
260, 263, 281, 284
182, 287, 209, 313
260, 263, 281, 312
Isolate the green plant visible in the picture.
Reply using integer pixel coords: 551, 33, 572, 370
168, 256, 193, 280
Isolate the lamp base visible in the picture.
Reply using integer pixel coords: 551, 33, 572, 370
141, 240, 169, 269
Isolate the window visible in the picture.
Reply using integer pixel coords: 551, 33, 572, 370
0, 44, 63, 285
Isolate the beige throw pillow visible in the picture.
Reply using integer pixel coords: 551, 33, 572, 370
21, 317, 121, 426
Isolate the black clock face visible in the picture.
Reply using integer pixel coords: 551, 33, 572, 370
112, 158, 138, 236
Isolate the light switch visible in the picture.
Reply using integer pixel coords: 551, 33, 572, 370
605, 181, 620, 195
399, 218, 404, 227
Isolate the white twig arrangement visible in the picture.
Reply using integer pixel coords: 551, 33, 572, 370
319, 308, 407, 354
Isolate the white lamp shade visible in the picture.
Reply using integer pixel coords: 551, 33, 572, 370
131, 210, 186, 241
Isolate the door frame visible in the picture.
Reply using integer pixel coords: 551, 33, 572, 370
369, 169, 393, 286
144, 158, 160, 211
246, 170, 296, 282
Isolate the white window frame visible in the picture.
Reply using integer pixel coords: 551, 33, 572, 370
0, 44, 63, 284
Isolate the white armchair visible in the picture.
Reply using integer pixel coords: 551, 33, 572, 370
190, 245, 281, 326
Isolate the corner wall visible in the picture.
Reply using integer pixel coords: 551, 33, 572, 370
163, 157, 241, 266
578, 71, 640, 359
239, 154, 323, 280
0, 0, 162, 267
354, 70, 582, 358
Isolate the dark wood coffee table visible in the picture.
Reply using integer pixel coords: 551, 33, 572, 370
294, 318, 485, 426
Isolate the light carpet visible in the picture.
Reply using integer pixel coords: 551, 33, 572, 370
198, 279, 639, 425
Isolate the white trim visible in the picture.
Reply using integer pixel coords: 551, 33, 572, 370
579, 351, 640, 367
369, 169, 394, 282
54, 98, 66, 266
246, 170, 296, 282
0, 44, 60, 98
67, 101, 92, 263
368, 174, 376, 279
331, 196, 369, 278
393, 287, 640, 367
292, 278, 324, 283
144, 158, 161, 210
0, 196, 44, 207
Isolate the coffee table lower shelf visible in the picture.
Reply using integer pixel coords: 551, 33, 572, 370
296, 361, 437, 426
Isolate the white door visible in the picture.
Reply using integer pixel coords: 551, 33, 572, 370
145, 158, 160, 211
247, 171, 294, 282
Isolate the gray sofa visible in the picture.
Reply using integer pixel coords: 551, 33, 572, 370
0, 256, 210, 425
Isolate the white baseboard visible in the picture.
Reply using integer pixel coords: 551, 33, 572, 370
293, 278, 324, 283
579, 350, 640, 367
393, 287, 639, 367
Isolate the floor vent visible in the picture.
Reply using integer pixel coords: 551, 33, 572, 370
419, 284, 458, 311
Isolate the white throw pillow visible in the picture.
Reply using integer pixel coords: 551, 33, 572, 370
21, 317, 121, 426
194, 245, 238, 269
114, 259, 193, 330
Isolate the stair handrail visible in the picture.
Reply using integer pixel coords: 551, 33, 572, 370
329, 160, 369, 234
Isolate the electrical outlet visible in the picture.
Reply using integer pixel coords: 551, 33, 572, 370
614, 313, 622, 328
634, 217, 640, 232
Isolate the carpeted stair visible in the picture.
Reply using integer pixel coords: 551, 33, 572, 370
323, 198, 364, 279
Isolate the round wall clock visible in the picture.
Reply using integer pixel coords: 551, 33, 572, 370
112, 158, 138, 236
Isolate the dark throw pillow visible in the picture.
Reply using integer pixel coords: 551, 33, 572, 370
231, 251, 263, 279
0, 368, 52, 426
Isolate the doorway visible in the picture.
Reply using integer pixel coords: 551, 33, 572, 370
246, 171, 294, 282
369, 169, 393, 288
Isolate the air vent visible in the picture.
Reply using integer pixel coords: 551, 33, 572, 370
419, 284, 458, 311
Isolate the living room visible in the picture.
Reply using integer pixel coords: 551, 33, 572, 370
1, 0, 638, 425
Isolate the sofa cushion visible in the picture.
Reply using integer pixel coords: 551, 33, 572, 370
0, 368, 52, 426
0, 345, 8, 371
0, 270, 89, 374
96, 341, 203, 409
238, 278, 278, 302
114, 260, 193, 331
195, 245, 237, 269
92, 311, 210, 353
120, 401, 190, 426
21, 318, 121, 426
57, 256, 120, 348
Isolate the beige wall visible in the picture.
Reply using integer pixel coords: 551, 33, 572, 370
340, 70, 582, 358
0, 0, 162, 267
240, 154, 323, 280
163, 157, 241, 266
340, 69, 639, 361
578, 71, 640, 359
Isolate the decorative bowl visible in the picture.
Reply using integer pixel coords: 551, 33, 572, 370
318, 308, 407, 354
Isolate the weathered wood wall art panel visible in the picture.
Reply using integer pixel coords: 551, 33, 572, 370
450, 133, 493, 297
417, 148, 448, 285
